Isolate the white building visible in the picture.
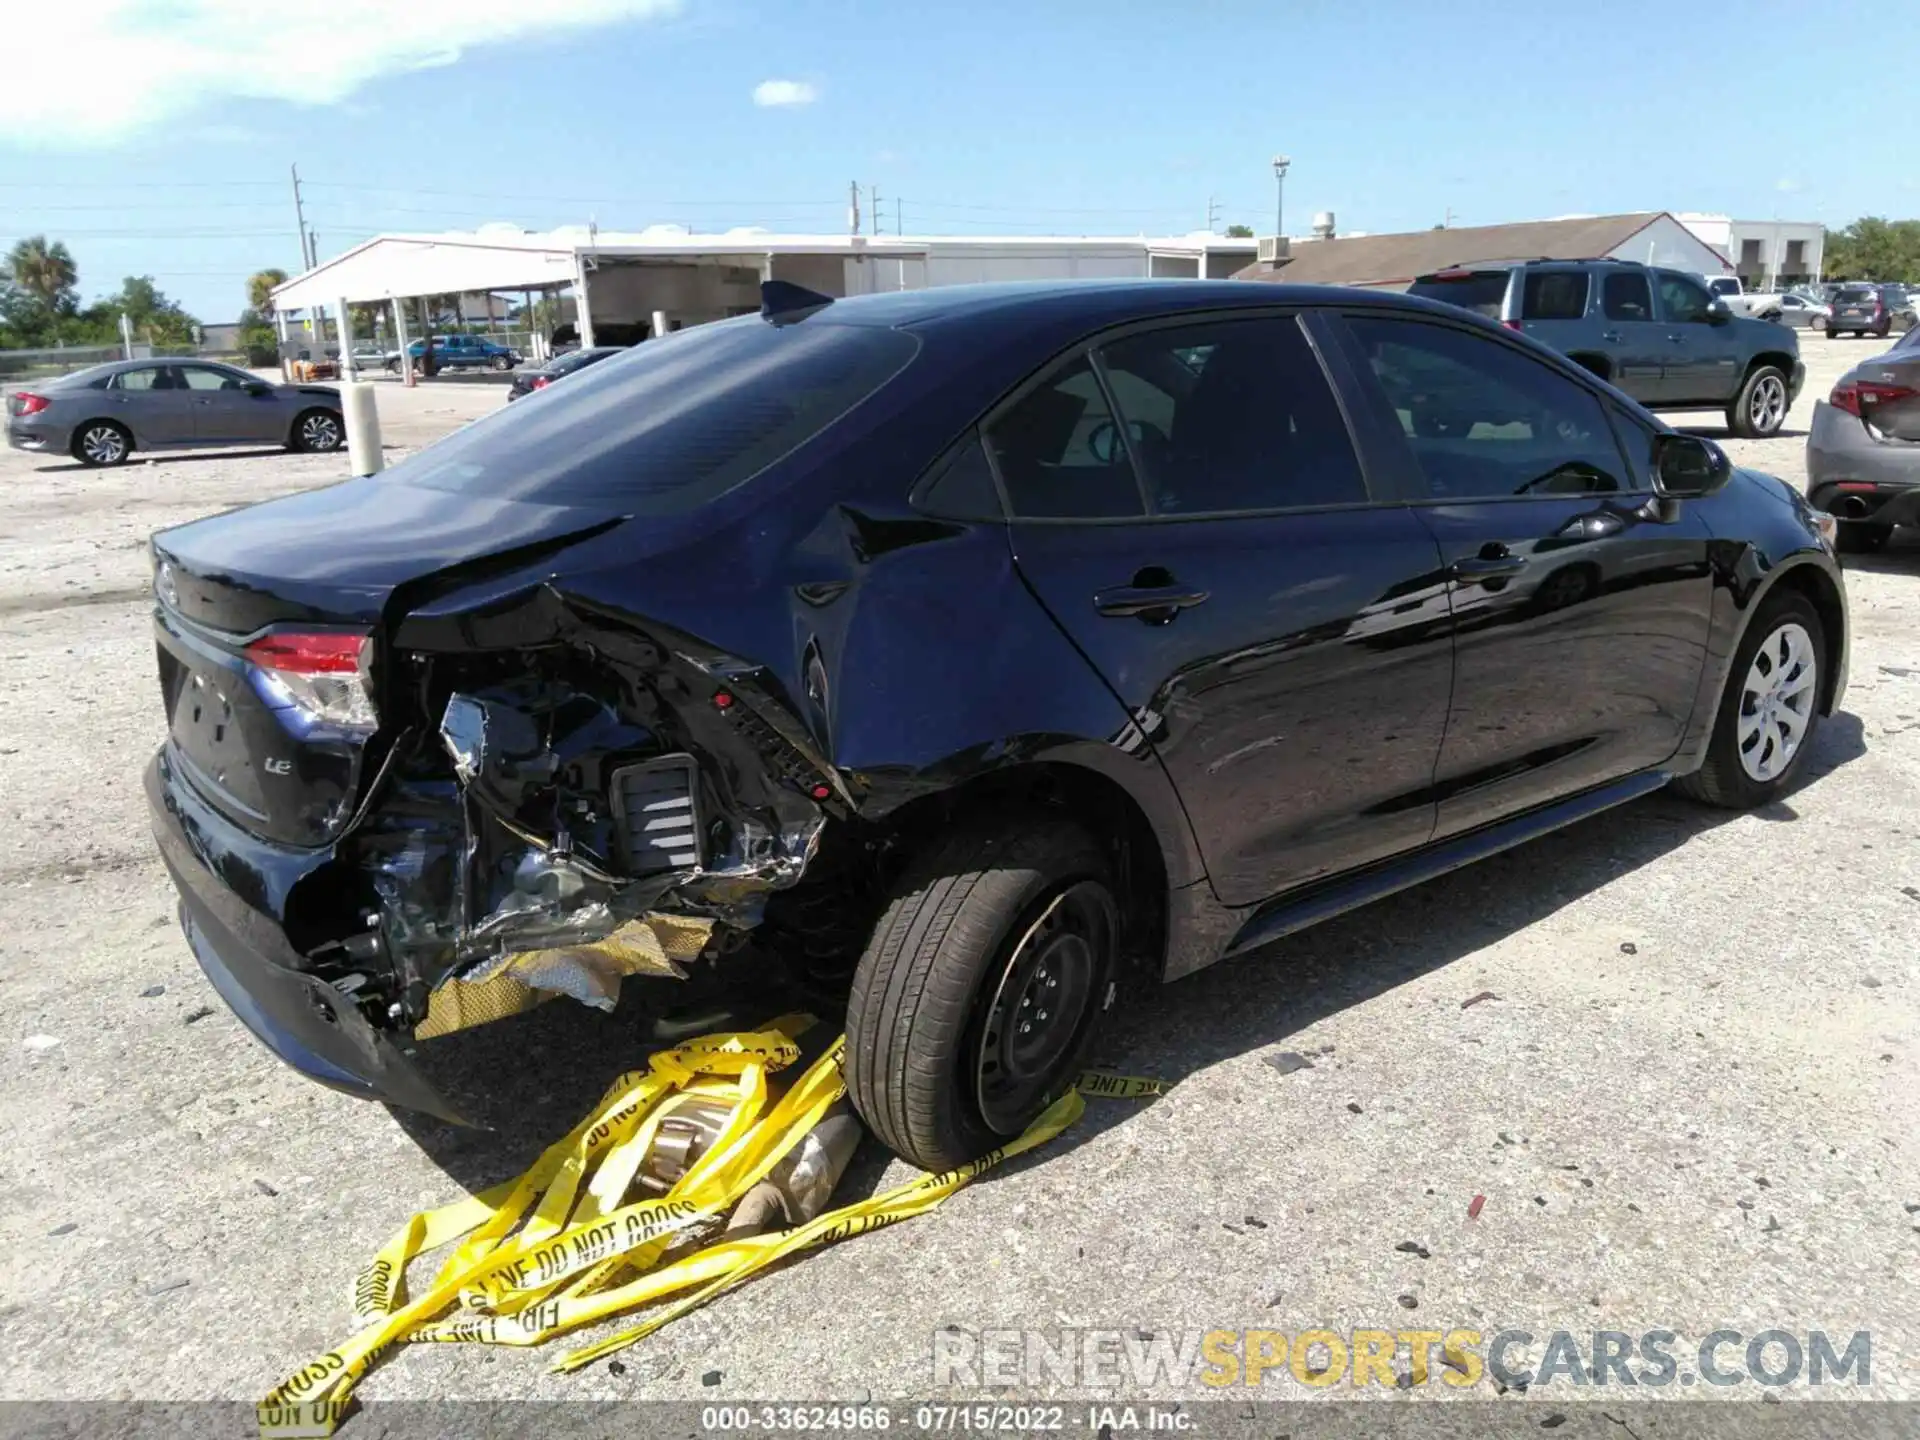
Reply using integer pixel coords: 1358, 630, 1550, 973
1676, 215, 1825, 290
270, 227, 1260, 353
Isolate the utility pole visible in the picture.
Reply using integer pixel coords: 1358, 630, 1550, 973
872, 188, 882, 237
291, 163, 313, 269
1207, 196, 1222, 233
849, 180, 862, 237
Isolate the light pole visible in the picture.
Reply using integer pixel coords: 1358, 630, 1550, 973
1272, 154, 1291, 239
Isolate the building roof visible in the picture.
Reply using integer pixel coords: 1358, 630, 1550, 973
1234, 212, 1674, 287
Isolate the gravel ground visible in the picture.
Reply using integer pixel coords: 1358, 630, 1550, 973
1, 346, 1915, 1415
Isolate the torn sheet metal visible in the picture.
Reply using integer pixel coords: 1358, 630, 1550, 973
415, 913, 714, 1039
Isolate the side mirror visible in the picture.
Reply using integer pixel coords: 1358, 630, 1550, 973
244, 381, 273, 396
1706, 300, 1733, 324
1653, 432, 1731, 499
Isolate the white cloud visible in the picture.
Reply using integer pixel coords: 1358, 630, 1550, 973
752, 79, 819, 108
0, 0, 681, 146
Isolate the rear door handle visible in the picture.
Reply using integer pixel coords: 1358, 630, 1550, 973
1600, 330, 1622, 343
1447, 554, 1528, 581
1666, 333, 1688, 345
1094, 584, 1210, 622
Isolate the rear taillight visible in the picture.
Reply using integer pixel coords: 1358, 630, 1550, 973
531, 377, 550, 390
1831, 380, 1917, 418
1502, 319, 1523, 332
9, 392, 50, 416
246, 631, 377, 731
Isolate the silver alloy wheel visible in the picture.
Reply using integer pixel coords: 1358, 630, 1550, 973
1748, 372, 1787, 433
80, 424, 126, 464
1737, 620, 1818, 783
300, 412, 341, 450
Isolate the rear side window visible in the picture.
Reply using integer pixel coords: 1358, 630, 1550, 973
389, 318, 918, 511
1344, 316, 1636, 500
1096, 316, 1366, 514
1522, 272, 1590, 321
985, 356, 1145, 519
1602, 271, 1654, 321
1406, 272, 1510, 318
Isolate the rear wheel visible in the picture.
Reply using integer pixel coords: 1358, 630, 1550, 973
1728, 365, 1789, 438
846, 816, 1119, 1171
71, 420, 131, 467
290, 408, 343, 453
490, 354, 513, 371
1673, 589, 1825, 808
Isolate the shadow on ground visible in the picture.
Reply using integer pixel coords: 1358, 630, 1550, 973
390, 710, 1867, 1200
33, 447, 291, 473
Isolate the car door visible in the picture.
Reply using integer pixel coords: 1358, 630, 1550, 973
990, 310, 1456, 906
176, 363, 281, 443
1593, 268, 1669, 402
1654, 270, 1743, 405
1327, 311, 1714, 840
106, 364, 194, 445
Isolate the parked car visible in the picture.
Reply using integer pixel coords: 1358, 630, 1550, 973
506, 345, 625, 400
6, 359, 343, 466
1826, 284, 1906, 339
145, 279, 1848, 1170
1806, 324, 1920, 552
1704, 275, 1783, 320
1769, 291, 1831, 332
383, 334, 522, 373
1408, 259, 1804, 437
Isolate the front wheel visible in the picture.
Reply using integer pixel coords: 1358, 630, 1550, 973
1728, 365, 1789, 438
1673, 589, 1825, 809
846, 817, 1119, 1171
291, 408, 343, 453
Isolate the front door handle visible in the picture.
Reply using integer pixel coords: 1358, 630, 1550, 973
1094, 583, 1210, 623
1600, 329, 1622, 343
1666, 333, 1688, 345
1447, 553, 1528, 581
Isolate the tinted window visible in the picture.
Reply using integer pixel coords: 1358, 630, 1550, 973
389, 317, 918, 512
915, 435, 1002, 519
1656, 272, 1714, 323
985, 355, 1144, 519
1405, 271, 1510, 318
1602, 271, 1653, 321
1522, 272, 1589, 321
1345, 316, 1635, 500
1832, 287, 1874, 304
178, 365, 242, 391
1096, 316, 1366, 514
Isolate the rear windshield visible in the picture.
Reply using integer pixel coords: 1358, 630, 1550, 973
390, 317, 919, 511
1406, 272, 1510, 317
1522, 271, 1590, 320
1833, 287, 1875, 302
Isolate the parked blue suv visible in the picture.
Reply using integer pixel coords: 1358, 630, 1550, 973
1410, 260, 1804, 438
384, 335, 521, 373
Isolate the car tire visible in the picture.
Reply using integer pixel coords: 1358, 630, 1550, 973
1673, 588, 1825, 809
70, 420, 132, 467
1727, 364, 1789, 438
385, 357, 399, 374
846, 815, 1119, 1172
491, 354, 513, 371
1834, 521, 1891, 555
1811, 316, 1827, 334
290, 408, 344, 453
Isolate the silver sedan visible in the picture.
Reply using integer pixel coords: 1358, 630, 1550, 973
1769, 292, 1832, 332
4, 359, 344, 467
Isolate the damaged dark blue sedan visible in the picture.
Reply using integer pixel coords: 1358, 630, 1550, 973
147, 279, 1849, 1170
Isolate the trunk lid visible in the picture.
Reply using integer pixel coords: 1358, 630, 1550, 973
151, 476, 623, 847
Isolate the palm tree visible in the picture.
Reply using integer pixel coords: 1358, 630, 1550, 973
6, 236, 78, 313
248, 267, 290, 317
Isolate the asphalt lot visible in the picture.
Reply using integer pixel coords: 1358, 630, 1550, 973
1, 338, 1915, 1414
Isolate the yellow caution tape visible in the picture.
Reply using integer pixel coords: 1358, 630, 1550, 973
258, 1024, 1164, 1439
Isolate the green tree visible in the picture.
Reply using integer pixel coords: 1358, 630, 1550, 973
5, 235, 79, 314
1824, 217, 1920, 284
107, 275, 199, 350
248, 267, 290, 315
1225, 223, 1254, 238
234, 307, 280, 365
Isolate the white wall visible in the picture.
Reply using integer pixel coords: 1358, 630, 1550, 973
1604, 214, 1732, 276
922, 243, 1148, 286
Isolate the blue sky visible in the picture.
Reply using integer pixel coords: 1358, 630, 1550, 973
0, 0, 1903, 321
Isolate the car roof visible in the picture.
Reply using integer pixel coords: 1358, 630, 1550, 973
803, 278, 1481, 334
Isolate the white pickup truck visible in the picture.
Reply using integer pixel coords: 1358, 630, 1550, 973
1703, 276, 1784, 320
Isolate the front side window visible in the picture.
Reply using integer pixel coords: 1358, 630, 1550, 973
1095, 315, 1367, 514
1521, 271, 1590, 321
1657, 272, 1714, 323
984, 355, 1144, 519
1344, 316, 1635, 500
1602, 271, 1654, 321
